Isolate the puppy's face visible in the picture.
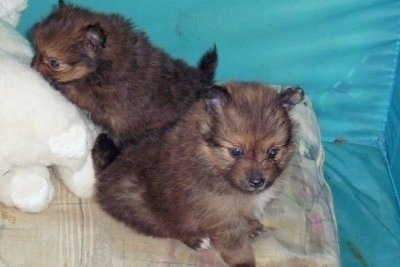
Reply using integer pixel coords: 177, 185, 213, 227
201, 83, 303, 193
30, 5, 105, 83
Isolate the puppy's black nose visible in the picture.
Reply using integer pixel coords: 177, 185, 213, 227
249, 175, 265, 189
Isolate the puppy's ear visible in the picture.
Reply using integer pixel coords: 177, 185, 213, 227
279, 86, 304, 111
58, 0, 65, 7
85, 24, 106, 53
204, 85, 229, 113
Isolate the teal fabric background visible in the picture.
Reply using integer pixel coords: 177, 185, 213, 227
385, 60, 400, 204
18, 0, 400, 145
324, 143, 400, 267
17, 1, 400, 266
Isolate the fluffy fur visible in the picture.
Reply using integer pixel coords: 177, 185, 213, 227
93, 82, 304, 267
0, 17, 98, 212
31, 1, 217, 143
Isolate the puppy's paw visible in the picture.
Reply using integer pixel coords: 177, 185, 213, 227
248, 220, 265, 238
92, 133, 119, 170
250, 229, 263, 238
183, 236, 212, 250
197, 237, 212, 250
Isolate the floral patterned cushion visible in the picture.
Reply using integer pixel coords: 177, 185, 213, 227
0, 87, 339, 266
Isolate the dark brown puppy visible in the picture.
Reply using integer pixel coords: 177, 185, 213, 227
93, 82, 304, 267
31, 1, 217, 143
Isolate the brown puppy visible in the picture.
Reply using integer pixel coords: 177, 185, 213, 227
31, 1, 217, 143
93, 82, 304, 267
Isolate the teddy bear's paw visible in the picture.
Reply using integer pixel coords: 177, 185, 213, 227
11, 169, 55, 212
49, 125, 88, 159
56, 154, 96, 198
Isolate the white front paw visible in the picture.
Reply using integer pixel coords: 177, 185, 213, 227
49, 125, 88, 159
198, 237, 212, 250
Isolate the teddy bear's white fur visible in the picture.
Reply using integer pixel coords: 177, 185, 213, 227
0, 4, 99, 212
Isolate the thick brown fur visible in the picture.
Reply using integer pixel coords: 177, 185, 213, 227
93, 82, 304, 267
31, 2, 217, 143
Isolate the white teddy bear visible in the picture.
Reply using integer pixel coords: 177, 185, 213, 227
0, 0, 99, 212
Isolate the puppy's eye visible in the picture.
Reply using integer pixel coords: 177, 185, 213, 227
268, 148, 278, 159
230, 147, 244, 157
49, 58, 61, 69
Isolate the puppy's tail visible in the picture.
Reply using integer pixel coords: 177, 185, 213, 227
198, 45, 218, 84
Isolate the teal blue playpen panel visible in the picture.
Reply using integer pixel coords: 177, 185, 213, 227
18, 0, 400, 145
385, 64, 400, 203
17, 1, 400, 266
324, 142, 400, 266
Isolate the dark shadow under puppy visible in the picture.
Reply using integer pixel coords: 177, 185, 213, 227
93, 82, 304, 267
31, 1, 217, 145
